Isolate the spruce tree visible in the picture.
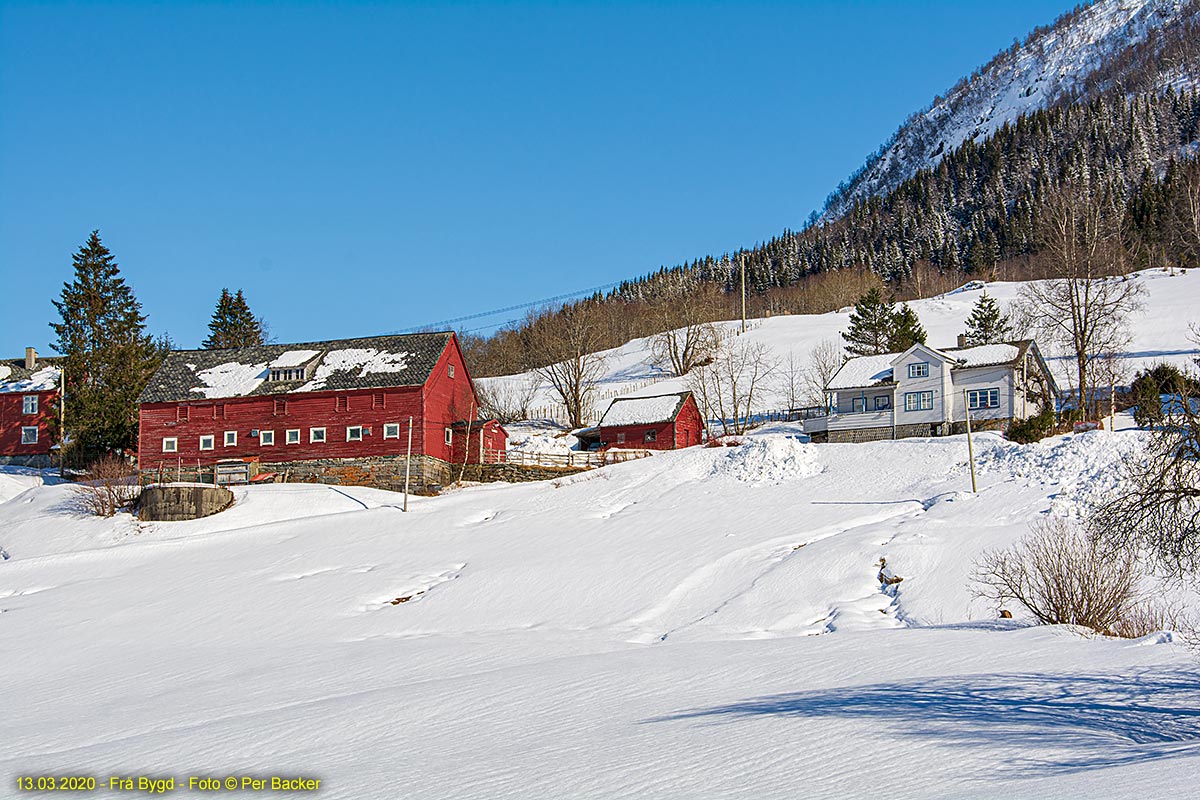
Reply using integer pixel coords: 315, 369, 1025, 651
842, 288, 895, 356
51, 231, 160, 458
888, 303, 928, 351
962, 292, 1012, 345
202, 288, 267, 349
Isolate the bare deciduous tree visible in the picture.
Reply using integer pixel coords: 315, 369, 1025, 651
648, 285, 723, 377
475, 375, 540, 424
1017, 183, 1144, 417
527, 302, 608, 428
76, 456, 139, 517
802, 339, 844, 407
688, 338, 776, 436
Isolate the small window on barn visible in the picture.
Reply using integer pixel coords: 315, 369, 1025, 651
310, 427, 326, 443
21, 426, 38, 445
177, 404, 190, 422
286, 429, 300, 445
347, 426, 363, 442
383, 423, 400, 439
335, 396, 349, 412
162, 437, 178, 453
644, 430, 657, 443
260, 430, 275, 446
372, 392, 385, 409
23, 395, 38, 414
273, 398, 287, 416
448, 364, 455, 378
224, 430, 237, 446
617, 432, 626, 444
445, 428, 453, 446
199, 435, 215, 451
213, 403, 226, 419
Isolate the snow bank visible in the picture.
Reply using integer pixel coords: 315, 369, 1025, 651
710, 436, 823, 483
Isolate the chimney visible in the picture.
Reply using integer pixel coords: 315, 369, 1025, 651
956, 334, 967, 349
25, 347, 36, 370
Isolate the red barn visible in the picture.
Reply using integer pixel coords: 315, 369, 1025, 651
596, 391, 703, 450
137, 332, 502, 488
1, 348, 61, 468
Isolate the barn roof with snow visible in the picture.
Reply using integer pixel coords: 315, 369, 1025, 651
0, 357, 61, 394
139, 332, 454, 404
599, 392, 694, 427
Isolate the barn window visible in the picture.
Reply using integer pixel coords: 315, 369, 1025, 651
199, 435, 215, 451
286, 429, 300, 445
335, 396, 349, 412
21, 426, 37, 444
162, 437, 178, 453
260, 430, 275, 446
644, 430, 657, 443
310, 427, 326, 443
224, 431, 237, 446
444, 428, 453, 446
448, 364, 455, 378
23, 395, 38, 414
616, 432, 625, 444
346, 426, 363, 442
372, 392, 385, 409
177, 404, 190, 422
383, 423, 400, 439
273, 398, 288, 416
213, 404, 226, 419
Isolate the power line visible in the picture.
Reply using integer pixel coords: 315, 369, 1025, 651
387, 280, 626, 334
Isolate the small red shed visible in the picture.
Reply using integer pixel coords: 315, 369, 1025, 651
450, 418, 508, 464
597, 391, 703, 450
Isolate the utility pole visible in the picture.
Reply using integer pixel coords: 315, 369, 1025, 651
403, 416, 413, 512
739, 252, 746, 334
963, 389, 977, 493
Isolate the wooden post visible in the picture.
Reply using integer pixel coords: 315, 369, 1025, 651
739, 253, 747, 334
403, 416, 413, 512
963, 389, 978, 493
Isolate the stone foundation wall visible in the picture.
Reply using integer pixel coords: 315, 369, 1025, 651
139, 484, 234, 521
461, 463, 586, 483
0, 454, 54, 468
827, 426, 895, 444
828, 418, 1011, 444
259, 454, 454, 493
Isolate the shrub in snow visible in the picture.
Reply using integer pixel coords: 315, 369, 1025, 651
74, 456, 140, 517
1005, 405, 1055, 444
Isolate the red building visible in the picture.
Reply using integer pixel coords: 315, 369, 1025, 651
0, 348, 61, 467
137, 332, 501, 484
595, 391, 703, 450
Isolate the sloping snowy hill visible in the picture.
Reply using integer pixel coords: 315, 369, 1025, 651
3, 424, 1197, 798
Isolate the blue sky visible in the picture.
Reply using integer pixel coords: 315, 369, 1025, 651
0, 0, 1076, 354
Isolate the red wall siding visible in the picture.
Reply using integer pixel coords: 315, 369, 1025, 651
0, 390, 58, 457
673, 395, 703, 448
138, 386, 424, 471
421, 338, 480, 463
599, 421, 675, 450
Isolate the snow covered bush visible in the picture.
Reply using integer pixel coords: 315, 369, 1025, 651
972, 515, 1141, 636
74, 456, 140, 517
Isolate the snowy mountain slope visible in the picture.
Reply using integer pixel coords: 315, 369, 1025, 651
483, 267, 1200, 424
3, 425, 1198, 798
821, 0, 1200, 222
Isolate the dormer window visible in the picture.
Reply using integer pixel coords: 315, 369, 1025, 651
908, 363, 930, 379
269, 368, 306, 382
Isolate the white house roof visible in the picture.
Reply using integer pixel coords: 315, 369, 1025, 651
944, 343, 1023, 368
600, 392, 691, 427
827, 340, 1035, 391
826, 354, 897, 390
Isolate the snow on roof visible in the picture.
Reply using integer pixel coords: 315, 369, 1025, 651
299, 348, 411, 392
191, 361, 270, 399
269, 350, 320, 369
946, 343, 1022, 368
0, 365, 61, 394
826, 354, 896, 390
600, 393, 688, 427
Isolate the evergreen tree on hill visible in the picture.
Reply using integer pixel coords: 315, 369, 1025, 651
963, 292, 1013, 346
888, 303, 928, 351
842, 288, 895, 356
51, 230, 161, 458
202, 288, 267, 349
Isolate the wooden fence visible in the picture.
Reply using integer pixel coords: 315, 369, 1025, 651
487, 448, 653, 469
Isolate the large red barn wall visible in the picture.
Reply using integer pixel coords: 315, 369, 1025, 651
673, 396, 703, 448
421, 337, 480, 462
0, 389, 58, 457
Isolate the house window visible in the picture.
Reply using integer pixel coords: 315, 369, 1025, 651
383, 423, 400, 439
874, 396, 891, 411
644, 430, 657, 443
162, 437, 178, 453
966, 388, 1001, 410
444, 428, 453, 446
199, 435, 215, 451
21, 426, 38, 444
335, 396, 349, 412
286, 429, 301, 445
617, 432, 626, 443
23, 395, 38, 414
448, 364, 455, 378
904, 391, 934, 412
273, 398, 288, 416
260, 430, 275, 446
908, 363, 930, 379
373, 392, 385, 409
347, 425, 363, 442
310, 427, 326, 443
852, 397, 866, 412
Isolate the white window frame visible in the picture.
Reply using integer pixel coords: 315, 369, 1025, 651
346, 425, 363, 442
383, 423, 400, 440
904, 391, 934, 412
908, 362, 930, 379
286, 428, 301, 445
310, 427, 326, 443
22, 395, 38, 414
162, 437, 178, 453
199, 435, 215, 451
444, 428, 453, 446
224, 430, 237, 447
260, 430, 275, 446
21, 426, 38, 445
448, 364, 455, 378
967, 388, 1001, 410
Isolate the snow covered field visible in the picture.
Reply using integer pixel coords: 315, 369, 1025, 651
4, 424, 1199, 798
